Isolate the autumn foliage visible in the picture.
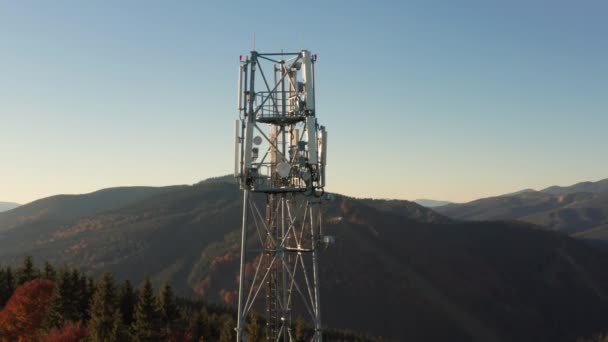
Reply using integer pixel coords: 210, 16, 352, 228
0, 257, 371, 342
45, 321, 89, 342
0, 279, 56, 341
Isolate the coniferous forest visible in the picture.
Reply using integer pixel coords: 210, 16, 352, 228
0, 256, 374, 342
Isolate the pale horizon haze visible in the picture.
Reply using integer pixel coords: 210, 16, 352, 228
1, 1, 607, 204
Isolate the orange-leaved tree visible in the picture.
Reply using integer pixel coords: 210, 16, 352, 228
45, 321, 89, 342
0, 278, 56, 341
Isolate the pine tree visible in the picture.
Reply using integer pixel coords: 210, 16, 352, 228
45, 267, 85, 329
3, 267, 15, 305
44, 269, 72, 329
17, 255, 37, 285
208, 312, 221, 340
111, 308, 129, 341
0, 267, 16, 308
219, 314, 235, 342
76, 272, 91, 320
246, 311, 260, 342
0, 268, 7, 308
131, 277, 161, 341
43, 261, 56, 281
294, 317, 306, 342
69, 268, 85, 321
189, 306, 211, 341
159, 282, 179, 334
88, 272, 125, 342
118, 280, 137, 326
188, 309, 203, 341
84, 276, 96, 315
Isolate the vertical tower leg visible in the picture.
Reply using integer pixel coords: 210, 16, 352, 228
236, 190, 249, 341
266, 193, 278, 341
280, 194, 289, 342
311, 203, 323, 342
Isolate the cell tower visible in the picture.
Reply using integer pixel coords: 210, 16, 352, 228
234, 50, 329, 342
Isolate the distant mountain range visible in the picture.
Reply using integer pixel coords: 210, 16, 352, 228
541, 179, 608, 195
1, 176, 608, 341
414, 199, 452, 208
435, 178, 608, 242
0, 202, 20, 213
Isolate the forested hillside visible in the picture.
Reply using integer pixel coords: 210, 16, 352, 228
2, 177, 608, 340
0, 256, 372, 341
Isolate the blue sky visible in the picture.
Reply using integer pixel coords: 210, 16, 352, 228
1, 0, 607, 204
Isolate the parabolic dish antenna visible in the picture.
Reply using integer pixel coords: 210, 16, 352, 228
253, 136, 262, 145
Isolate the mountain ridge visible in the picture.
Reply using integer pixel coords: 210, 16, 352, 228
414, 199, 453, 208
0, 185, 185, 233
435, 178, 608, 239
541, 178, 608, 195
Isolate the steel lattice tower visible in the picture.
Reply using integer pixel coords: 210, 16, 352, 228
234, 50, 329, 342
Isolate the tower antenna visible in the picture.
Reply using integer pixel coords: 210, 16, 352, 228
234, 49, 329, 341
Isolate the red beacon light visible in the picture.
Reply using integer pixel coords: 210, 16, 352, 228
312, 54, 318, 61
239, 55, 243, 61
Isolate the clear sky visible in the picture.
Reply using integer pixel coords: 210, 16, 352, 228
1, 0, 607, 204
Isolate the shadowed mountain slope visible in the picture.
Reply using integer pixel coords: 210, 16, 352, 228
0, 186, 184, 233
